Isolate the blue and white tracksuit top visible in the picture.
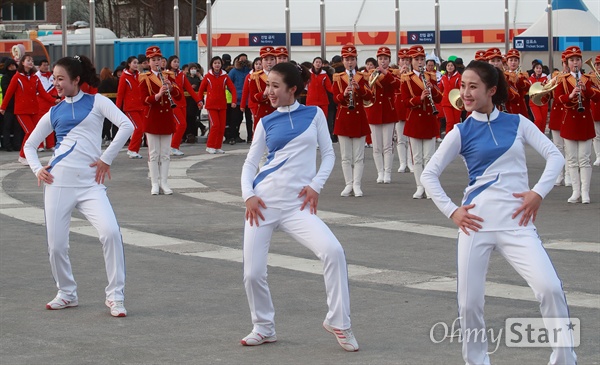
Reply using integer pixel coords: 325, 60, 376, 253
421, 108, 563, 231
241, 101, 335, 210
24, 91, 134, 187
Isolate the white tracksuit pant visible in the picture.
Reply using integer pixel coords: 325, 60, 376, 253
243, 206, 351, 336
457, 230, 576, 365
44, 184, 125, 301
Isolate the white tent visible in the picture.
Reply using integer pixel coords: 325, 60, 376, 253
197, 0, 599, 67
519, 0, 600, 37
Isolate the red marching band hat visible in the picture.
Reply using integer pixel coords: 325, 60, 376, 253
341, 44, 358, 58
595, 55, 600, 64
505, 48, 520, 59
484, 47, 502, 61
376, 46, 391, 58
145, 46, 163, 59
562, 46, 582, 61
398, 48, 410, 59
275, 46, 288, 57
474, 50, 486, 61
408, 45, 425, 58
259, 46, 277, 58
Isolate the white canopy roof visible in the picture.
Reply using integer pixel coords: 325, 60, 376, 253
519, 8, 600, 37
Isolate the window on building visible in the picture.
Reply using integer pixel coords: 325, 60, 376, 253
2, 2, 46, 22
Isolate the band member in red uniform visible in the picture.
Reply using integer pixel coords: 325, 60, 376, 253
275, 46, 289, 64
167, 55, 202, 156
0, 54, 57, 165
474, 50, 487, 61
400, 45, 442, 199
139, 46, 182, 195
35, 59, 58, 151
438, 58, 462, 134
306, 57, 333, 118
554, 46, 600, 204
332, 44, 372, 197
249, 47, 277, 128
549, 59, 570, 186
116, 56, 146, 159
366, 46, 399, 184
485, 47, 510, 112
589, 55, 600, 166
504, 48, 531, 117
197, 56, 237, 154
240, 57, 262, 143
394, 48, 413, 173
528, 60, 549, 133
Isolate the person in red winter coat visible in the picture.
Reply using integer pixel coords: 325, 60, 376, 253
439, 60, 462, 134
306, 57, 333, 118
197, 56, 237, 154
0, 54, 57, 165
116, 56, 146, 159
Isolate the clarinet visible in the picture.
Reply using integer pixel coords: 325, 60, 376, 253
348, 70, 355, 110
574, 66, 584, 113
418, 67, 439, 115
156, 66, 177, 109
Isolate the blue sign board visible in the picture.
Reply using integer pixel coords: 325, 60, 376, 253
249, 33, 303, 47
407, 31, 435, 44
514, 37, 549, 51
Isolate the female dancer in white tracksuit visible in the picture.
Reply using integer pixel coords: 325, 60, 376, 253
23, 55, 133, 318
240, 62, 358, 352
421, 61, 576, 365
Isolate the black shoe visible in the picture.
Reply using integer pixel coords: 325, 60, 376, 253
247, 139, 252, 144
200, 129, 207, 137
235, 137, 246, 143
229, 138, 236, 145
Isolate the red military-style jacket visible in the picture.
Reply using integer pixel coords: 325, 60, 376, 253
393, 69, 408, 121
1, 72, 55, 115
248, 70, 276, 126
139, 70, 181, 135
504, 71, 530, 117
365, 69, 398, 125
331, 70, 372, 138
400, 70, 442, 139
197, 69, 236, 110
116, 69, 144, 112
172, 70, 202, 109
306, 69, 333, 107
438, 71, 461, 108
587, 71, 600, 121
555, 72, 600, 141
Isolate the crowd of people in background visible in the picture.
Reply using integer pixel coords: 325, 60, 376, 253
1, 45, 599, 204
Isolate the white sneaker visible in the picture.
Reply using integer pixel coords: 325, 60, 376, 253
37, 147, 45, 152
340, 185, 353, 197
206, 147, 216, 154
241, 331, 277, 346
127, 150, 143, 159
46, 295, 78, 310
398, 164, 407, 173
594, 159, 600, 167
105, 299, 127, 317
353, 185, 363, 197
170, 148, 184, 156
18, 157, 29, 166
215, 149, 225, 154
413, 186, 425, 199
323, 322, 359, 352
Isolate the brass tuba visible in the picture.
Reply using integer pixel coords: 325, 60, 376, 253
528, 81, 558, 107
449, 89, 463, 110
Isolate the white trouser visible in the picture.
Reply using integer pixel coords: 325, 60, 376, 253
243, 207, 351, 336
395, 121, 410, 167
338, 136, 366, 185
564, 138, 592, 169
409, 137, 436, 187
592, 121, 600, 160
44, 184, 125, 301
146, 133, 172, 162
370, 123, 395, 174
457, 230, 576, 365
551, 130, 569, 182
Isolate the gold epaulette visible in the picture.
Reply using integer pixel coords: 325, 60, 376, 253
332, 72, 344, 83
400, 73, 412, 82
250, 70, 264, 81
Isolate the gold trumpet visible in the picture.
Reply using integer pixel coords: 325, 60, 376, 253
584, 57, 600, 83
449, 89, 463, 110
368, 69, 381, 88
528, 81, 558, 107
